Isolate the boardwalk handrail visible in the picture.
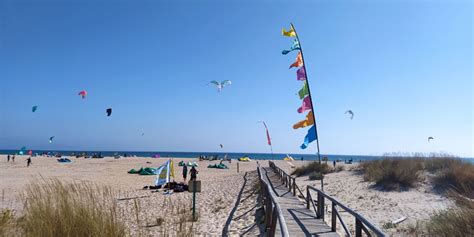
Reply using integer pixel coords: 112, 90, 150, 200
269, 161, 386, 237
257, 163, 289, 237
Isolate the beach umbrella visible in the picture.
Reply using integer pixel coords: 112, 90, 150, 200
208, 80, 231, 92
428, 137, 434, 142
32, 106, 38, 112
78, 90, 87, 99
345, 110, 354, 119
106, 108, 112, 116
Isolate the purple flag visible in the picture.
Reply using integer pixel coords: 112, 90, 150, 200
297, 96, 312, 113
297, 67, 306, 81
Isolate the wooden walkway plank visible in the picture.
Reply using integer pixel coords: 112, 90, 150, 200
262, 167, 340, 237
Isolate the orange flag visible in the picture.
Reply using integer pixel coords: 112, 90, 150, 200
293, 111, 314, 129
289, 52, 303, 68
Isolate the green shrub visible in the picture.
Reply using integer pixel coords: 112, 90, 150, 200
433, 162, 474, 198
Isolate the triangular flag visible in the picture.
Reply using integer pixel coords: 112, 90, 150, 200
293, 111, 314, 129
298, 81, 309, 99
297, 96, 312, 113
301, 125, 317, 149
290, 52, 303, 68
281, 25, 296, 37
297, 67, 306, 81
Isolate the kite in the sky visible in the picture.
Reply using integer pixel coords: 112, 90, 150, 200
220, 144, 223, 149
19, 146, 26, 155
209, 80, 232, 92
78, 90, 87, 99
428, 137, 434, 142
32, 106, 38, 112
345, 110, 354, 120
141, 133, 145, 136
106, 108, 112, 116
49, 136, 55, 143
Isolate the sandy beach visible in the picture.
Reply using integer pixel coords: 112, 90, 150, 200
0, 156, 458, 236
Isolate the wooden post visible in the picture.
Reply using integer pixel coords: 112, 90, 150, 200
265, 191, 272, 229
292, 178, 296, 196
192, 179, 196, 221
237, 162, 239, 173
306, 188, 310, 209
331, 203, 337, 231
269, 206, 278, 237
355, 219, 362, 237
288, 177, 292, 191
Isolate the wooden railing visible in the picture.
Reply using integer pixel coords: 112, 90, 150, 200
269, 161, 386, 237
257, 163, 289, 237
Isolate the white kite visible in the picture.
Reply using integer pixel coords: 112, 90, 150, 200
209, 80, 232, 92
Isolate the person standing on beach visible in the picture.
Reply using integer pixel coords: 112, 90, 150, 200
27, 157, 32, 167
7, 155, 10, 162
12, 155, 15, 163
190, 166, 198, 181
333, 160, 336, 168
182, 164, 188, 182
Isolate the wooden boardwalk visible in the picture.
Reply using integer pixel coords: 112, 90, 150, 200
262, 167, 339, 237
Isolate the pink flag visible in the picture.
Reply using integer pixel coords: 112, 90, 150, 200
297, 67, 306, 81
261, 121, 272, 146
297, 96, 312, 113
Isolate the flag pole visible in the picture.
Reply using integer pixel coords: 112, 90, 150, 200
290, 23, 324, 192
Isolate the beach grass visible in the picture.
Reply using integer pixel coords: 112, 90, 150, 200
429, 187, 474, 235
291, 162, 332, 178
360, 153, 474, 192
18, 179, 127, 237
0, 208, 15, 236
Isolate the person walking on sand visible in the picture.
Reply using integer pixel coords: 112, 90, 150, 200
182, 164, 188, 182
12, 155, 15, 163
190, 166, 198, 181
7, 155, 10, 162
333, 160, 336, 168
27, 157, 32, 167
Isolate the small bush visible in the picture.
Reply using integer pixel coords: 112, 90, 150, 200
426, 205, 474, 235
361, 158, 423, 190
308, 172, 323, 180
335, 166, 344, 172
291, 162, 331, 177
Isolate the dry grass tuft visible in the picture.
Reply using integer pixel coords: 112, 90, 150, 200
291, 162, 332, 177
19, 179, 127, 237
0, 208, 15, 236
360, 158, 423, 190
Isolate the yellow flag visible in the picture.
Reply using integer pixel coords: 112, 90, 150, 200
282, 25, 296, 37
293, 111, 314, 129
170, 160, 174, 178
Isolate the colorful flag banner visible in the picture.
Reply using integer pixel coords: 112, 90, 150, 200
297, 96, 312, 113
282, 39, 301, 55
298, 81, 309, 99
281, 26, 296, 37
289, 52, 303, 68
301, 125, 317, 149
297, 67, 306, 81
293, 111, 314, 129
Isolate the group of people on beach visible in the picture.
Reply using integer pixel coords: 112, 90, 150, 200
5, 154, 32, 167
182, 164, 198, 182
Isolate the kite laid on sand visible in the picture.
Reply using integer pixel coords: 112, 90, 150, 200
345, 110, 354, 120
209, 80, 232, 92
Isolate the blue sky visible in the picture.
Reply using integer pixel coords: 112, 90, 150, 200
0, 0, 472, 157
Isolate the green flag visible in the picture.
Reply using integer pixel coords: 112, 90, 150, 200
298, 81, 309, 99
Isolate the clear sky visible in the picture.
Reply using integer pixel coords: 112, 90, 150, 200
0, 0, 472, 157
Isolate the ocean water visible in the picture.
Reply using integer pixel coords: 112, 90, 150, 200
0, 149, 473, 163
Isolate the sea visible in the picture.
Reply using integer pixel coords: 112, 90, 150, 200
0, 149, 473, 163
